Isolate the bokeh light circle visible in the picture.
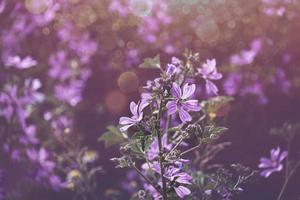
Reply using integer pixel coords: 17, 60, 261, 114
25, 0, 53, 14
105, 90, 127, 114
117, 71, 139, 93
129, 0, 153, 17
195, 18, 220, 44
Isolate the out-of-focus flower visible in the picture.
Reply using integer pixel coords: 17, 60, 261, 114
26, 148, 55, 171
198, 59, 222, 95
6, 56, 37, 69
119, 100, 149, 131
230, 38, 262, 66
147, 134, 172, 160
258, 147, 288, 178
0, 0, 6, 14
66, 169, 82, 189
166, 83, 200, 123
54, 80, 83, 106
82, 150, 98, 164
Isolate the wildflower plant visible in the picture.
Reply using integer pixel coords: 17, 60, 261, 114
101, 52, 254, 199
257, 123, 300, 200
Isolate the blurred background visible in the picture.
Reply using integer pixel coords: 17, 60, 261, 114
0, 0, 300, 199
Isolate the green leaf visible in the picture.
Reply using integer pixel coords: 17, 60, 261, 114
200, 125, 228, 143
138, 55, 161, 69
126, 133, 153, 158
110, 156, 132, 168
98, 125, 127, 147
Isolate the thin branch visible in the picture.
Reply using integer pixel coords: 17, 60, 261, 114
132, 164, 163, 196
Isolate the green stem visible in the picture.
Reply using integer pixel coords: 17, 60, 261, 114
156, 100, 168, 200
180, 143, 202, 156
132, 164, 163, 196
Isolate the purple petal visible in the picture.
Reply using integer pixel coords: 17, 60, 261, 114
39, 148, 49, 162
175, 173, 192, 185
178, 109, 192, 123
206, 80, 218, 95
166, 64, 177, 76
174, 186, 191, 198
120, 124, 134, 132
258, 157, 272, 168
201, 59, 216, 75
260, 168, 277, 178
166, 101, 178, 115
279, 151, 288, 162
130, 101, 138, 116
162, 134, 172, 150
271, 147, 280, 161
208, 72, 222, 80
182, 100, 201, 111
171, 82, 182, 99
181, 83, 196, 99
119, 117, 137, 125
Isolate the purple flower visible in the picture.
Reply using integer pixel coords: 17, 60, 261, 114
6, 56, 37, 69
119, 100, 149, 131
147, 134, 172, 160
165, 166, 192, 198
166, 83, 201, 123
198, 59, 222, 95
166, 64, 179, 77
258, 147, 288, 178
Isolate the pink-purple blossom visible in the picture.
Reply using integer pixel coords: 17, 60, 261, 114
6, 56, 37, 69
198, 59, 222, 95
119, 100, 149, 131
258, 147, 288, 178
166, 82, 201, 123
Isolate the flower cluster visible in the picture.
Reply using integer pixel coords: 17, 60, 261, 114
105, 53, 249, 199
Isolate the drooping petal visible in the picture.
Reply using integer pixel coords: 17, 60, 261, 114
178, 108, 192, 123
182, 100, 201, 111
181, 83, 196, 99
260, 168, 277, 178
171, 82, 182, 99
166, 101, 178, 115
206, 80, 218, 95
174, 186, 191, 198
119, 117, 137, 125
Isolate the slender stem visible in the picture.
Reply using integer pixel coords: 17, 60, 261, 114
180, 143, 202, 156
132, 164, 163, 196
285, 142, 291, 178
277, 160, 300, 200
156, 100, 168, 200
165, 135, 185, 159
